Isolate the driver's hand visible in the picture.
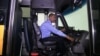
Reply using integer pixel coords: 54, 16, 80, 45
66, 36, 74, 42
61, 28, 66, 32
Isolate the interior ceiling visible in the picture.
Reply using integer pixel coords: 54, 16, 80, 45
20, 0, 72, 12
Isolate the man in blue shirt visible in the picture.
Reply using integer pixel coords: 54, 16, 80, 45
40, 13, 74, 55
40, 13, 74, 41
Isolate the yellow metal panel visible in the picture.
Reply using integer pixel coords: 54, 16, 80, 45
0, 25, 4, 55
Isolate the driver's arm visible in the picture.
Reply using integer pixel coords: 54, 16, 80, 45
45, 24, 74, 42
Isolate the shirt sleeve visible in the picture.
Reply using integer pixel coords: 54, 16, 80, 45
45, 23, 67, 37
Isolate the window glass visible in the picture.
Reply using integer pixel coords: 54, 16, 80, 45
58, 17, 64, 27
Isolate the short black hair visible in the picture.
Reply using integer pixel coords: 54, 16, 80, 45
49, 13, 55, 17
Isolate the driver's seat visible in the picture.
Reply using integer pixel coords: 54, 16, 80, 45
32, 15, 57, 55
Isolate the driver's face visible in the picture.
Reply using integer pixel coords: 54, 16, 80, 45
49, 15, 56, 22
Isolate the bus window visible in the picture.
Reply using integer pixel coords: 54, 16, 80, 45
57, 17, 64, 30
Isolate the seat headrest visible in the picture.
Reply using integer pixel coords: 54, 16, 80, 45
32, 15, 38, 22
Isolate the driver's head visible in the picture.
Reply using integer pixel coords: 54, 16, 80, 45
49, 13, 56, 23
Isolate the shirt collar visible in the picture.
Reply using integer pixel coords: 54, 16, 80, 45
46, 19, 52, 23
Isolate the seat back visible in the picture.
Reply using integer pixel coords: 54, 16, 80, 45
32, 15, 45, 49
33, 15, 42, 41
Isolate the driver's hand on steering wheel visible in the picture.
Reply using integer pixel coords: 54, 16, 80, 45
66, 36, 74, 42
